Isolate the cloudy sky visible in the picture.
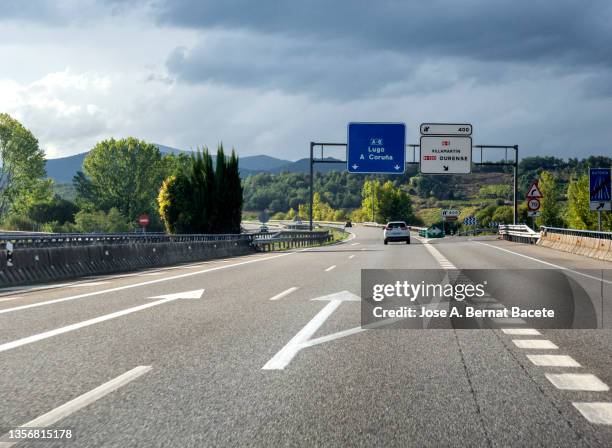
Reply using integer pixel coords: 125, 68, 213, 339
1, 0, 611, 160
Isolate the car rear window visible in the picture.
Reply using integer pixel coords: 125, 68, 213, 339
388, 222, 406, 229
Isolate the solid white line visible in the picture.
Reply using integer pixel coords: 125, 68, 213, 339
502, 328, 541, 335
67, 281, 110, 288
269, 287, 299, 301
545, 373, 609, 391
0, 297, 23, 303
262, 300, 343, 370
0, 366, 151, 448
325, 265, 336, 272
475, 241, 612, 284
0, 283, 74, 294
348, 255, 355, 259
0, 298, 179, 353
573, 402, 612, 425
527, 354, 581, 367
513, 339, 558, 349
0, 252, 294, 315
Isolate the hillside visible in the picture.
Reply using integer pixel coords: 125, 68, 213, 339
45, 144, 293, 183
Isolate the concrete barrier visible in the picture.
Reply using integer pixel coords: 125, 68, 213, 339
537, 228, 612, 262
0, 239, 254, 287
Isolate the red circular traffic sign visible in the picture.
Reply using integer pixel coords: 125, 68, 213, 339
527, 198, 540, 211
138, 214, 150, 227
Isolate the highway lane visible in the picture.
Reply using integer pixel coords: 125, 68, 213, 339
1, 225, 611, 447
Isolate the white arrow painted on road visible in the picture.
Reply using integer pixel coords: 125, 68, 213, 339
0, 289, 204, 354
148, 289, 205, 300
262, 291, 360, 370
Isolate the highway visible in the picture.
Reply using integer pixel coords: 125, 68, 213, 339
1, 225, 611, 447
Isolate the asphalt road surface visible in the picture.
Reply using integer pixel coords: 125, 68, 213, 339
1, 225, 611, 447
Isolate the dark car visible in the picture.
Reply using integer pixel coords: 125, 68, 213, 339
345, 221, 352, 228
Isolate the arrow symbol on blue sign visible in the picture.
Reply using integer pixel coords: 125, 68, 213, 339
394, 164, 400, 170
352, 164, 358, 170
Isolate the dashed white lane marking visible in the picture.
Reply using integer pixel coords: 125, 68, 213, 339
512, 339, 558, 349
67, 281, 110, 287
492, 317, 526, 325
527, 354, 581, 367
545, 373, 609, 391
269, 287, 299, 301
325, 265, 336, 272
573, 402, 612, 425
421, 241, 456, 270
348, 255, 355, 259
0, 366, 151, 448
350, 243, 360, 246
502, 328, 541, 335
0, 252, 294, 316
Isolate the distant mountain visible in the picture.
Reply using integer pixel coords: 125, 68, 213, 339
45, 144, 293, 183
270, 157, 345, 174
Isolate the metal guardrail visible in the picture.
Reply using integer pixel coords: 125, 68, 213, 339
0, 232, 251, 250
498, 224, 540, 244
252, 230, 332, 251
540, 226, 612, 240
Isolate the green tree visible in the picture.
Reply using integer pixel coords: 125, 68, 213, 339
79, 137, 163, 223
566, 174, 612, 230
158, 174, 193, 234
28, 195, 79, 225
378, 181, 414, 223
225, 149, 243, 233
158, 147, 242, 234
0, 113, 49, 218
536, 171, 563, 227
74, 208, 130, 233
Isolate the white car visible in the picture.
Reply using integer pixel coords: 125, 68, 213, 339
383, 221, 410, 245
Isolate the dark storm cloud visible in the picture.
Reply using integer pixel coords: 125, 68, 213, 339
156, 0, 612, 98
154, 0, 612, 67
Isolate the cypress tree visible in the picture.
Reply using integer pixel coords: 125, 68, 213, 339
201, 148, 216, 233
214, 144, 229, 233
226, 149, 243, 233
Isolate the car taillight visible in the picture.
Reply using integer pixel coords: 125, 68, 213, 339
385, 226, 391, 230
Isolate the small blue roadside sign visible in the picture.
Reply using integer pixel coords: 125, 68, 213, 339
347, 123, 406, 174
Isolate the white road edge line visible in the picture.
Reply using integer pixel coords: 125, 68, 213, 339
475, 241, 612, 285
325, 265, 336, 272
0, 252, 294, 315
269, 287, 299, 301
0, 297, 178, 353
0, 366, 151, 448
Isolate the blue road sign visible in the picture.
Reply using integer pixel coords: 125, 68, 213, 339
463, 216, 477, 225
347, 123, 405, 174
590, 168, 611, 202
